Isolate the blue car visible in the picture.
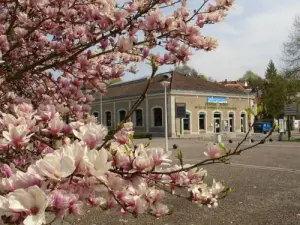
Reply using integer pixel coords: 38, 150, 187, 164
254, 122, 272, 133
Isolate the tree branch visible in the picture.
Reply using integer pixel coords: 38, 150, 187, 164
99, 58, 158, 149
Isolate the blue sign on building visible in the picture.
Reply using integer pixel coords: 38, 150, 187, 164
207, 97, 227, 104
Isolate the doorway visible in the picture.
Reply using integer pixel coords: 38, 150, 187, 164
229, 112, 234, 132
183, 112, 190, 131
241, 112, 246, 133
213, 112, 221, 133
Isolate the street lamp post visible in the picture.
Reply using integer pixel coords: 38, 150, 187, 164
160, 80, 170, 151
245, 88, 252, 143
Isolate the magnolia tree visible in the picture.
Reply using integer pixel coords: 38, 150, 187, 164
0, 0, 267, 224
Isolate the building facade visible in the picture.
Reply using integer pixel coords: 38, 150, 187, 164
91, 72, 256, 138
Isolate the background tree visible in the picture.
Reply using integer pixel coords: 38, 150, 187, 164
174, 64, 215, 81
238, 70, 264, 88
283, 15, 300, 77
282, 15, 300, 105
261, 61, 285, 119
264, 60, 277, 81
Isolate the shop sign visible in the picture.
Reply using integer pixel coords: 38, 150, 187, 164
207, 97, 227, 104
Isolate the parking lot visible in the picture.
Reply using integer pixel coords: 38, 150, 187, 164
62, 136, 300, 225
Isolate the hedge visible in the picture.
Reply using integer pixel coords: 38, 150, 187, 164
105, 131, 152, 140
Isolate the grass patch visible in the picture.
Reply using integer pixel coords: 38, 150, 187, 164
105, 131, 152, 141
285, 138, 300, 142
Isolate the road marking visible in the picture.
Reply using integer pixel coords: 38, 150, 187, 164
194, 140, 300, 148
182, 159, 300, 174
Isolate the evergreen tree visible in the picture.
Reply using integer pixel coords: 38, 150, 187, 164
261, 61, 285, 119
265, 60, 277, 81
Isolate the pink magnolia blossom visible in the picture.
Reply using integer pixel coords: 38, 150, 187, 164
14, 103, 35, 118
147, 147, 172, 166
150, 203, 169, 216
117, 38, 133, 53
47, 117, 65, 135
204, 143, 222, 159
73, 123, 107, 149
2, 124, 33, 148
36, 105, 57, 121
146, 188, 165, 204
133, 145, 154, 172
1, 164, 13, 177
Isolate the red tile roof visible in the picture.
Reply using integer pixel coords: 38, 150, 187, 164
100, 71, 246, 100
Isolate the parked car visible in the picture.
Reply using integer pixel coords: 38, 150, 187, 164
254, 122, 272, 133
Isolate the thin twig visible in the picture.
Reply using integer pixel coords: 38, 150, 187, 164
99, 59, 158, 149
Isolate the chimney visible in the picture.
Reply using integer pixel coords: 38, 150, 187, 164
225, 79, 228, 84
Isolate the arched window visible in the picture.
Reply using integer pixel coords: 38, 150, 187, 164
119, 110, 126, 122
153, 107, 163, 127
199, 112, 206, 130
105, 111, 112, 127
135, 109, 143, 127
93, 111, 99, 121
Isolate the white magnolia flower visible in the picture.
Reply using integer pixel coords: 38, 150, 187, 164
59, 141, 89, 170
73, 123, 107, 149
0, 113, 18, 126
0, 195, 9, 216
7, 186, 48, 225
123, 122, 133, 129
86, 149, 111, 178
35, 154, 75, 181
211, 179, 225, 196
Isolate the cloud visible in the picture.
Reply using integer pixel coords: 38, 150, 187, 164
188, 0, 300, 80
122, 0, 300, 82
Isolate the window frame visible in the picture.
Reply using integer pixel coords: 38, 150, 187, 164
152, 106, 163, 127
134, 108, 144, 127
105, 110, 112, 127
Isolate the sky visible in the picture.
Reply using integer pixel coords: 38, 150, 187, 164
123, 0, 300, 82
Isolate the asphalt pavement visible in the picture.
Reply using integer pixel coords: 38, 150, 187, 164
53, 137, 300, 225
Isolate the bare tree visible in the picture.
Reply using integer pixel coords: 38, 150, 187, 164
283, 15, 300, 77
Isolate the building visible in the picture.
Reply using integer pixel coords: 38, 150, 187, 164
91, 72, 256, 138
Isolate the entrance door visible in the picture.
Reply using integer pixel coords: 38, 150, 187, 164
213, 112, 221, 133
183, 112, 190, 131
241, 112, 246, 133
229, 112, 234, 132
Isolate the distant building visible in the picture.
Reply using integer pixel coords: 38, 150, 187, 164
219, 79, 262, 104
92, 72, 256, 137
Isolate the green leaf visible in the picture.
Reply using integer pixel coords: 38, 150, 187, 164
218, 142, 228, 154
257, 105, 263, 114
144, 142, 150, 148
129, 133, 134, 143
245, 107, 255, 116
